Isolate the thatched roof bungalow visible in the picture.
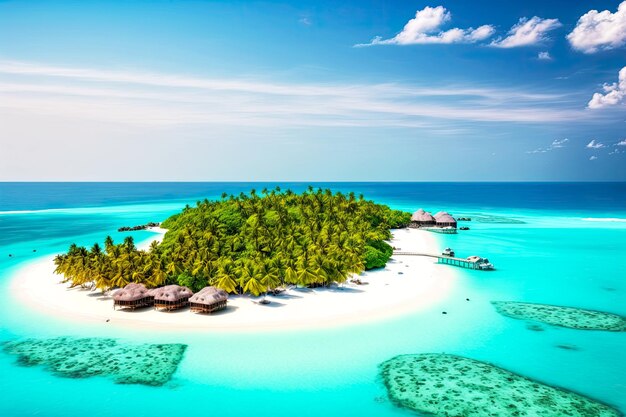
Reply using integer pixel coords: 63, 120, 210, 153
152, 285, 193, 311
435, 212, 457, 228
113, 283, 154, 310
189, 286, 228, 314
410, 209, 436, 228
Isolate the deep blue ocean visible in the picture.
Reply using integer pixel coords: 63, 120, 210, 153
0, 182, 625, 417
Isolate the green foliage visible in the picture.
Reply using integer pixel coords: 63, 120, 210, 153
363, 241, 393, 270
176, 271, 206, 293
54, 188, 409, 295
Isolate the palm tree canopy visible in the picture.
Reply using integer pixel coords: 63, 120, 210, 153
55, 188, 410, 295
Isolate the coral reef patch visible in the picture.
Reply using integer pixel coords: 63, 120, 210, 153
379, 353, 621, 417
471, 214, 526, 224
2, 337, 186, 386
493, 301, 626, 331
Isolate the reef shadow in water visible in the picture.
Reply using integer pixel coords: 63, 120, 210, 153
379, 353, 621, 417
493, 301, 626, 331
470, 214, 526, 224
2, 337, 187, 386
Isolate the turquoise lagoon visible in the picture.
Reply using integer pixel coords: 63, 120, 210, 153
0, 183, 624, 416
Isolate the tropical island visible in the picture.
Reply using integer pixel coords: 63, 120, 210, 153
54, 187, 410, 296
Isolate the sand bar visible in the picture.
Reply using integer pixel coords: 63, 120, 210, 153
11, 228, 456, 332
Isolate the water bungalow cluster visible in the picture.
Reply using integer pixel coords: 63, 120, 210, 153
410, 209, 458, 233
113, 283, 228, 314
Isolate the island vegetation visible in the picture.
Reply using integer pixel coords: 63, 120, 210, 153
117, 222, 160, 232
53, 187, 410, 296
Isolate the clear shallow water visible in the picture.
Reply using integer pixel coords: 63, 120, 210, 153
0, 183, 625, 417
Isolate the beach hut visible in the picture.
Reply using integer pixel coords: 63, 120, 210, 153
113, 283, 154, 310
152, 285, 193, 311
189, 286, 228, 314
434, 212, 457, 228
410, 209, 436, 228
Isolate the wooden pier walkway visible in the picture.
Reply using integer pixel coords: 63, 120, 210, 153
393, 252, 493, 270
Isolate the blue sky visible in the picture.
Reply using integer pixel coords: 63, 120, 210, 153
0, 0, 625, 181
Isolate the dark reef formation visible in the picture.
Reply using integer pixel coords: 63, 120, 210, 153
379, 353, 621, 417
2, 337, 186, 386
493, 301, 626, 331
471, 214, 526, 224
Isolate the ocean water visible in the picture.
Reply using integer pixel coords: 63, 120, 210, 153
0, 183, 625, 417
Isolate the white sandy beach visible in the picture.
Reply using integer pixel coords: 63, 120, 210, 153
10, 228, 456, 332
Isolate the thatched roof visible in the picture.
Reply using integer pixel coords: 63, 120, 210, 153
435, 213, 456, 224
433, 211, 446, 219
411, 209, 435, 222
189, 286, 228, 306
151, 285, 193, 302
113, 283, 152, 302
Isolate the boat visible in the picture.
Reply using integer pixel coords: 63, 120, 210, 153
460, 226, 470, 230
442, 248, 455, 257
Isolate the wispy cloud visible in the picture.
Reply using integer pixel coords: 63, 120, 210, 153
589, 155, 598, 160
586, 139, 605, 149
0, 60, 584, 127
609, 139, 626, 154
567, 1, 626, 53
355, 6, 494, 47
526, 138, 568, 153
588, 67, 626, 109
538, 51, 552, 60
551, 138, 569, 148
491, 17, 562, 48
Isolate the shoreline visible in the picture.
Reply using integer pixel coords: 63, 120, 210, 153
10, 228, 457, 333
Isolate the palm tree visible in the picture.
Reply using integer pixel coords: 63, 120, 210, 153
55, 188, 409, 296
259, 260, 280, 300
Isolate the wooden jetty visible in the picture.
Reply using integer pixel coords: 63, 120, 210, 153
393, 252, 494, 270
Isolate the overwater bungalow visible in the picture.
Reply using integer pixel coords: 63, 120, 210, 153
434, 212, 457, 228
152, 285, 193, 311
113, 283, 154, 310
467, 256, 494, 270
410, 209, 436, 228
189, 286, 228, 314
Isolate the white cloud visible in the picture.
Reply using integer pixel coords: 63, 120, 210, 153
0, 60, 584, 127
586, 139, 605, 149
356, 6, 495, 46
617, 139, 626, 146
567, 1, 626, 53
491, 17, 562, 48
538, 51, 552, 60
299, 17, 311, 26
589, 156, 598, 160
526, 138, 568, 153
588, 67, 626, 109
